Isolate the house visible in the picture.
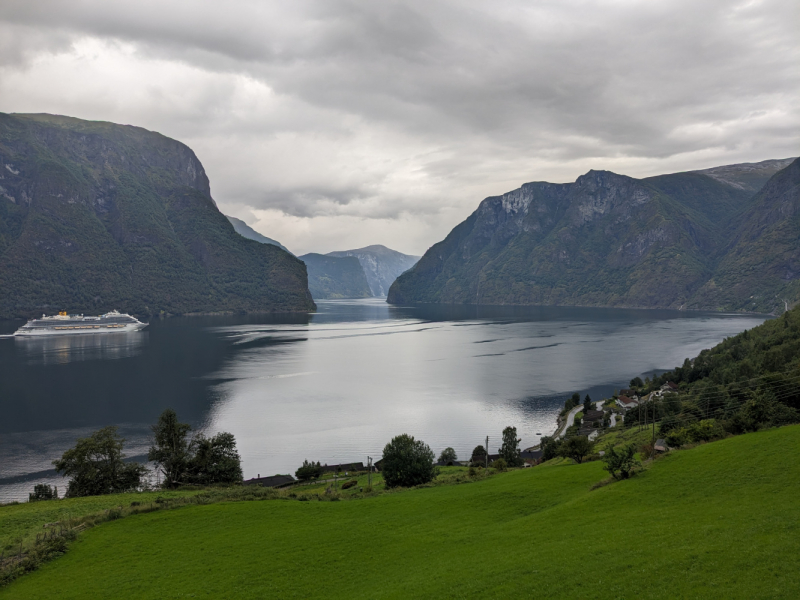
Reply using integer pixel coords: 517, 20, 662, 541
321, 462, 365, 475
520, 449, 543, 465
583, 409, 605, 423
243, 474, 295, 488
618, 395, 639, 409
660, 382, 679, 393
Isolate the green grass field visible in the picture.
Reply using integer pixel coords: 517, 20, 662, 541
3, 426, 799, 599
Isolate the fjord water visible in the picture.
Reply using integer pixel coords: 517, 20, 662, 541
0, 299, 767, 502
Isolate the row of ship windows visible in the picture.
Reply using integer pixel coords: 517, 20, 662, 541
50, 324, 127, 330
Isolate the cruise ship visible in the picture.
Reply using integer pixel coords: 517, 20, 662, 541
13, 310, 147, 336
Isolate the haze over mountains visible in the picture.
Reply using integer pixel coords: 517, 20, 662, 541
0, 113, 314, 318
389, 158, 799, 314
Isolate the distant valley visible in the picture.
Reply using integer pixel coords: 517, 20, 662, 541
389, 157, 800, 314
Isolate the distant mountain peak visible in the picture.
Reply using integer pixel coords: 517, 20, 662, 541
327, 245, 420, 297
225, 216, 291, 254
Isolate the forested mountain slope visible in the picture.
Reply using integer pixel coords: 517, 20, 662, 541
0, 113, 314, 318
225, 216, 290, 254
388, 158, 798, 313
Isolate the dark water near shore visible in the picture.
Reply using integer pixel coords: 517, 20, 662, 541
0, 299, 767, 502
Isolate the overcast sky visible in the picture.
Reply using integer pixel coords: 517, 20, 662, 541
1, 0, 798, 255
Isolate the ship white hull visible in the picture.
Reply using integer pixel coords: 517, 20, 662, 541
14, 322, 147, 336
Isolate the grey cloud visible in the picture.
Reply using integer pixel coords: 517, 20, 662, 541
0, 0, 798, 252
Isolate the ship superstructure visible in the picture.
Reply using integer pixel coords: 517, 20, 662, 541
14, 310, 147, 336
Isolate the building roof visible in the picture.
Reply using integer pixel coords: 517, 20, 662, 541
321, 462, 365, 473
243, 474, 295, 488
584, 409, 605, 421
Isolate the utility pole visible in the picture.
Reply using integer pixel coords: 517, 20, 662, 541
652, 399, 656, 460
367, 456, 372, 489
485, 435, 489, 470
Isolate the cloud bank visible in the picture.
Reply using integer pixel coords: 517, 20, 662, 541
1, 0, 797, 254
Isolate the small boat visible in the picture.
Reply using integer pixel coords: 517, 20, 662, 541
13, 310, 147, 336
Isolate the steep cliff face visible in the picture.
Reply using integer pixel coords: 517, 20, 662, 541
299, 253, 372, 299
0, 113, 315, 317
327, 245, 419, 296
226, 215, 291, 254
388, 158, 800, 313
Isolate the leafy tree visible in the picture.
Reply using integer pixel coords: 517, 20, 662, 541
53, 426, 147, 497
602, 444, 640, 480
29, 484, 58, 501
630, 377, 644, 388
438, 447, 458, 465
499, 426, 522, 466
540, 436, 562, 461
295, 460, 323, 481
470, 444, 487, 465
148, 409, 192, 488
381, 434, 436, 488
583, 394, 592, 413
187, 432, 243, 485
559, 436, 593, 464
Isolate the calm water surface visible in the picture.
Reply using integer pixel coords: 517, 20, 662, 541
0, 300, 767, 502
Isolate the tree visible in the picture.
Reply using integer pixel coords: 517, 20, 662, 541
470, 444, 487, 465
583, 394, 593, 413
53, 426, 147, 497
560, 436, 593, 464
381, 434, 436, 488
148, 409, 192, 488
29, 484, 58, 501
438, 447, 458, 465
187, 432, 243, 485
602, 443, 640, 480
630, 377, 644, 388
540, 436, 562, 461
499, 426, 522, 466
295, 460, 323, 481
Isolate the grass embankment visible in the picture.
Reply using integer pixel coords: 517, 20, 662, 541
4, 426, 800, 599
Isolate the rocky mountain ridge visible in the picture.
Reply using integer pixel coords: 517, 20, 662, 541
388, 157, 798, 313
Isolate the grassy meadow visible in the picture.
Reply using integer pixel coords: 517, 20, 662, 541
2, 425, 799, 598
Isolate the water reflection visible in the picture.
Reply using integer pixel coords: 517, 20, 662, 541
15, 331, 147, 365
0, 300, 769, 503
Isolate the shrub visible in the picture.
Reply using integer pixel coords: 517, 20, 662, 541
295, 460, 323, 481
29, 484, 58, 502
602, 443, 640, 480
381, 434, 436, 488
341, 480, 357, 490
493, 458, 508, 471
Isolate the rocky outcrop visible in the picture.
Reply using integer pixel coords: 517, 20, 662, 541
299, 253, 372, 299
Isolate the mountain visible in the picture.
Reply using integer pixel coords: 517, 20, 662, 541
388, 157, 798, 313
226, 216, 291, 254
327, 245, 419, 297
298, 253, 372, 299
0, 113, 315, 318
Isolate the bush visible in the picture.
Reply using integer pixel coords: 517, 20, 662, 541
381, 434, 436, 488
295, 460, 323, 481
602, 443, 640, 479
493, 458, 508, 471
29, 484, 58, 502
341, 480, 357, 490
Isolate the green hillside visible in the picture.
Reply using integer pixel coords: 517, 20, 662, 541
0, 113, 315, 317
299, 253, 372, 299
3, 426, 799, 598
388, 158, 800, 313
